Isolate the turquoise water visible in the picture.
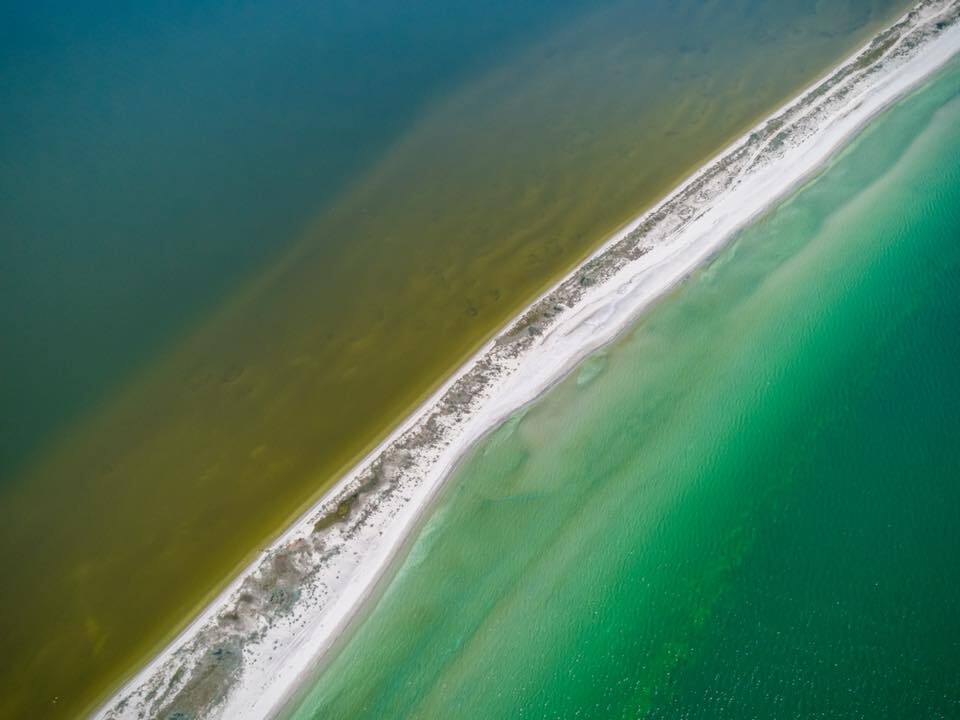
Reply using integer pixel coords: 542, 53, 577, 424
289, 58, 960, 719
3, 4, 914, 716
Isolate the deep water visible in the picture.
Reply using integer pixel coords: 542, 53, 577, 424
0, 1, 916, 716
290, 58, 960, 719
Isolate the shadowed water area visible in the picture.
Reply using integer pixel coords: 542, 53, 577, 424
289, 58, 960, 719
0, 0, 909, 716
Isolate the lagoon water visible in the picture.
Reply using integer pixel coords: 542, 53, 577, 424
1, 2, 913, 716
289, 59, 960, 719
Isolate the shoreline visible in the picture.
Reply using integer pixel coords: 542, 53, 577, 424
97, 3, 960, 718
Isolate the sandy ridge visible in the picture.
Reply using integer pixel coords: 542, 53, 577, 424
96, 3, 960, 718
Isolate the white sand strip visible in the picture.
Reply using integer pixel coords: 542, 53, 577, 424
95, 3, 960, 718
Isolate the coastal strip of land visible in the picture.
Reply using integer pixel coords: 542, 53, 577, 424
97, 3, 960, 718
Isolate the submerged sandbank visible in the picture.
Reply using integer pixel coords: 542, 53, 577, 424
97, 3, 960, 718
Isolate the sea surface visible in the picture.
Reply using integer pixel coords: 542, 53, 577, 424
288, 56, 960, 719
0, 1, 910, 716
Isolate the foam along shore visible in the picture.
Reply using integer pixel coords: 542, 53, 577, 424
96, 3, 960, 718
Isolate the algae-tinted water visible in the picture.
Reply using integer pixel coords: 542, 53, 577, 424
0, 1, 911, 716
290, 58, 960, 719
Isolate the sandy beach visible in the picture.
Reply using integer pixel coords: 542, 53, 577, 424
96, 3, 960, 718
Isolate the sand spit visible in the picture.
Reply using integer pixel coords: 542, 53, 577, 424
96, 3, 960, 718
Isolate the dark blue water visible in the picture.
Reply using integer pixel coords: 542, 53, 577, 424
0, 0, 603, 477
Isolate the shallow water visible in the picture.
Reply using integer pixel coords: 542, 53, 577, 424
289, 57, 960, 720
0, 1, 911, 716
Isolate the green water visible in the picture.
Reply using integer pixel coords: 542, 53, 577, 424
2, 3, 912, 717
290, 58, 960, 719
